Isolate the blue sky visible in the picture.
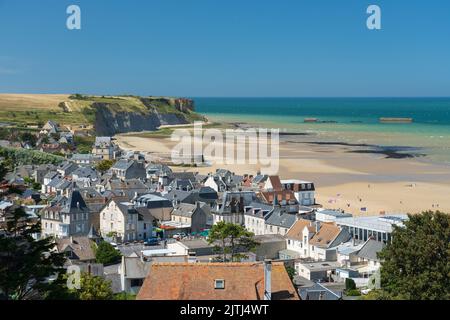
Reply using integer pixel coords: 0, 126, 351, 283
0, 0, 449, 97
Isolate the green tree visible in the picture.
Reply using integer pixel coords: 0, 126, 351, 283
74, 273, 114, 300
20, 132, 37, 147
114, 291, 137, 300
285, 266, 296, 281
208, 221, 259, 262
377, 211, 450, 300
0, 207, 67, 300
95, 241, 122, 265
345, 278, 356, 291
95, 159, 114, 174
0, 161, 8, 181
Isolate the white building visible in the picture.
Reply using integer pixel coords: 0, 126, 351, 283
335, 214, 408, 243
281, 179, 316, 206
100, 199, 154, 242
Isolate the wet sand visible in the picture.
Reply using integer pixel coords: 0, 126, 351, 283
115, 124, 450, 216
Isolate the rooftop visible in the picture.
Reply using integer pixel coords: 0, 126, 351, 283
335, 214, 408, 233
137, 262, 299, 300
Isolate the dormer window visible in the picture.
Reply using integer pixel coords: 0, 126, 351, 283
214, 279, 225, 289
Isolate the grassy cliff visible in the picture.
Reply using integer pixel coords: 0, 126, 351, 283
0, 94, 204, 129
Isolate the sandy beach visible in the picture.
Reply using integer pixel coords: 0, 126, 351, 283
115, 124, 450, 216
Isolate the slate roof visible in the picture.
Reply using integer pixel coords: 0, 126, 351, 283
265, 207, 298, 229
61, 190, 89, 214
299, 282, 342, 300
56, 237, 96, 261
172, 203, 202, 218
355, 239, 385, 262
112, 159, 133, 171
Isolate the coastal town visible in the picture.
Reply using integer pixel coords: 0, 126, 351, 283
1, 118, 435, 301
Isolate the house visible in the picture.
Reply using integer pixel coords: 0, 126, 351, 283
252, 174, 269, 189
253, 234, 287, 260
281, 179, 316, 206
295, 260, 341, 282
134, 193, 173, 222
41, 190, 91, 238
335, 214, 407, 243
168, 178, 195, 192
71, 153, 101, 165
283, 219, 317, 259
0, 200, 14, 223
111, 159, 146, 180
107, 178, 150, 198
137, 261, 299, 300
264, 176, 283, 191
299, 282, 342, 300
308, 223, 351, 261
99, 198, 154, 242
212, 191, 258, 225
204, 175, 227, 192
350, 239, 385, 277
80, 187, 107, 231
55, 235, 97, 264
259, 190, 297, 206
205, 170, 243, 192
119, 255, 151, 294
146, 163, 172, 182
41, 120, 59, 134
264, 206, 300, 236
244, 202, 273, 236
57, 161, 79, 177
92, 137, 117, 160
170, 202, 208, 233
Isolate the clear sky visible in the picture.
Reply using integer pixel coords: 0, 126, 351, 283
0, 0, 449, 97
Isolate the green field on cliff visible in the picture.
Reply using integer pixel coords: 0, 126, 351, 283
0, 94, 204, 128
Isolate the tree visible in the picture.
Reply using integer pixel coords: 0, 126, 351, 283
95, 241, 122, 265
95, 159, 114, 174
208, 221, 259, 262
0, 207, 67, 300
345, 278, 356, 291
0, 161, 7, 181
74, 273, 114, 300
285, 266, 296, 281
377, 211, 450, 300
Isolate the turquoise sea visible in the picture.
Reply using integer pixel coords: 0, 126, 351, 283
194, 98, 450, 164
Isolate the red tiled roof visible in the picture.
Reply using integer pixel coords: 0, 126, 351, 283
137, 262, 299, 300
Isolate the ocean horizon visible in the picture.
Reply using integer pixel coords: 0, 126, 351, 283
195, 97, 450, 164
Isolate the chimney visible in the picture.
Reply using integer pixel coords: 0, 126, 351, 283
70, 236, 74, 244
264, 259, 272, 301
315, 221, 321, 233
196, 201, 201, 209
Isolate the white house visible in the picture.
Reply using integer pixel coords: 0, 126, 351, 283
99, 198, 154, 242
280, 179, 315, 206
284, 219, 317, 259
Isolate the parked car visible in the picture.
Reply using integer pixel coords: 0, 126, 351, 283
172, 232, 187, 240
144, 237, 160, 246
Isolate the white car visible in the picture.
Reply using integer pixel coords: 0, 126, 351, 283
172, 233, 187, 240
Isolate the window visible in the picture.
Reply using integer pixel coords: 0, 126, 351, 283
214, 279, 225, 289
